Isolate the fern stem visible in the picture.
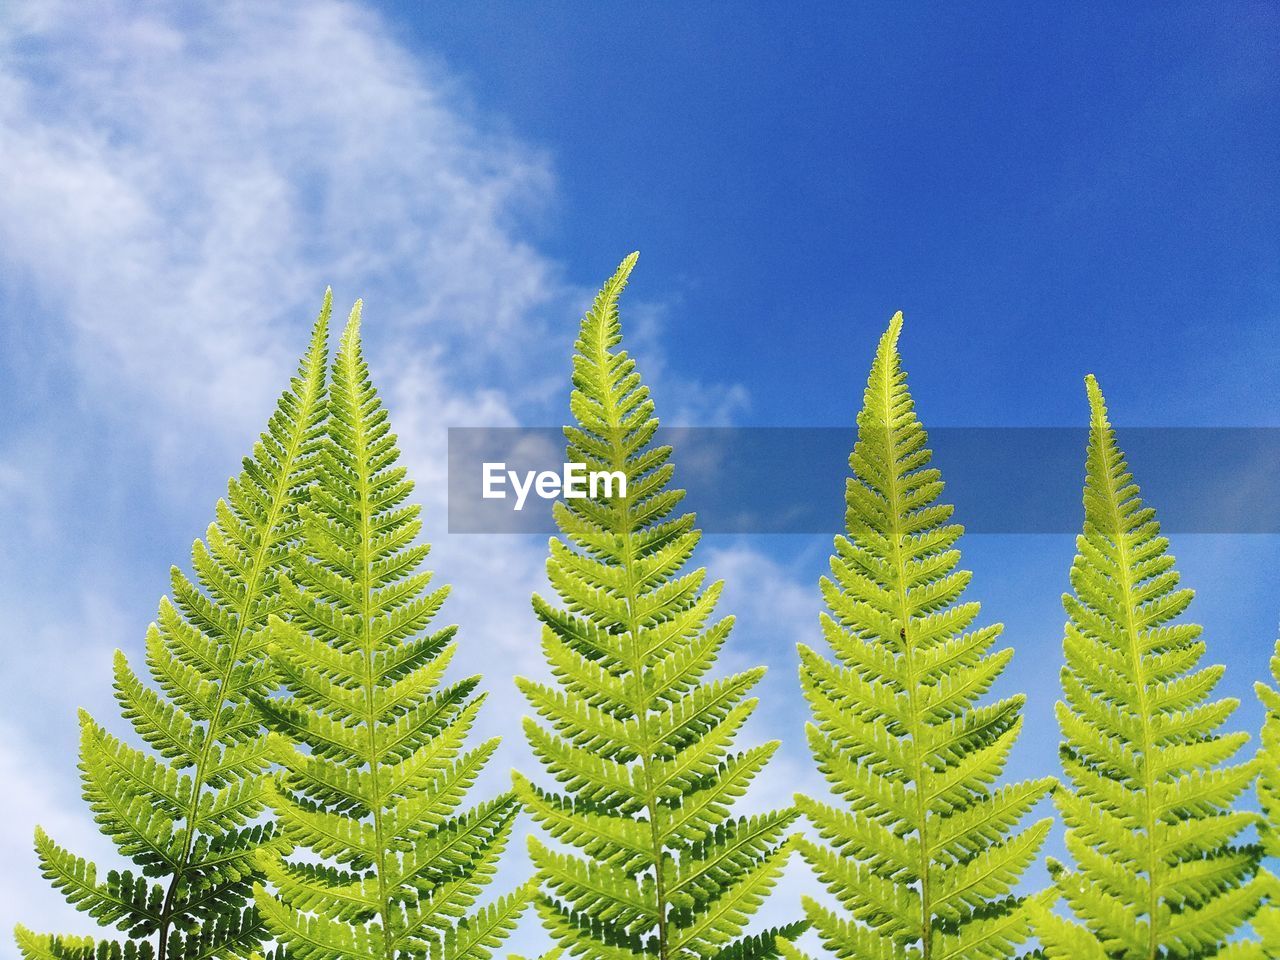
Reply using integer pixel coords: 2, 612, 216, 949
878, 349, 934, 959
798, 315, 1051, 960
520, 257, 797, 960
1031, 378, 1261, 959
155, 344, 322, 960
157, 538, 266, 959
595, 303, 671, 960
1093, 407, 1161, 960
349, 346, 398, 960
256, 308, 528, 960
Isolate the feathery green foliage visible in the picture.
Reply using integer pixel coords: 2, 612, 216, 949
1028, 375, 1263, 960
15, 298, 332, 960
254, 305, 530, 960
789, 314, 1054, 960
514, 254, 803, 960
1252, 641, 1280, 955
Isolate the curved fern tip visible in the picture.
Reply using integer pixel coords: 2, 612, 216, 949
1084, 373, 1111, 427
607, 250, 639, 289
311, 292, 332, 335
1084, 372, 1103, 404
338, 299, 364, 356
879, 311, 904, 355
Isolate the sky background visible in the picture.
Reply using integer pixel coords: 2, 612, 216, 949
0, 1, 1277, 955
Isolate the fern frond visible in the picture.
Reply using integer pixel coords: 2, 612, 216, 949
794, 313, 1054, 960
254, 304, 530, 960
1031, 375, 1263, 958
516, 254, 801, 960
17, 297, 332, 960
1252, 639, 1280, 956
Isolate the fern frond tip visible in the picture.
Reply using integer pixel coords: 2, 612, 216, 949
306, 294, 331, 354
870, 311, 904, 361
340, 299, 364, 345
1083, 372, 1107, 418
594, 251, 639, 308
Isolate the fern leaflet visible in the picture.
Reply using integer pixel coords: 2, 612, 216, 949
15, 297, 332, 960
253, 304, 531, 960
1251, 641, 1280, 956
1028, 375, 1263, 959
514, 254, 804, 960
787, 314, 1054, 960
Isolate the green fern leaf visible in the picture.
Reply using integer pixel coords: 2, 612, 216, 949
254, 304, 531, 960
1252, 639, 1280, 957
1031, 375, 1264, 959
794, 313, 1055, 960
515, 253, 802, 960
17, 297, 332, 960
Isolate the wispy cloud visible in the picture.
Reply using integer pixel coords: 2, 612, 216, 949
0, 0, 769, 950
0, 726, 121, 940
0, 1, 565, 456
0, 0, 572, 943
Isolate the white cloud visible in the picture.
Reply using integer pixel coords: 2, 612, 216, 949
0, 0, 570, 944
0, 728, 117, 941
0, 461, 23, 506
625, 296, 753, 425
705, 541, 820, 670
0, 0, 562, 466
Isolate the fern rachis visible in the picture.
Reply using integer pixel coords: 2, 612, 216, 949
253, 304, 531, 960
514, 254, 803, 960
15, 297, 331, 960
788, 313, 1055, 960
1028, 375, 1263, 960
1254, 641, 1280, 954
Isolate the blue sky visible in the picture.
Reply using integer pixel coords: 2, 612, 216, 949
0, 1, 1276, 955
400, 1, 1280, 425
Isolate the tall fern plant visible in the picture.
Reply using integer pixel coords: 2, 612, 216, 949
253, 305, 531, 960
788, 314, 1054, 960
15, 298, 332, 960
1029, 376, 1263, 959
513, 254, 803, 960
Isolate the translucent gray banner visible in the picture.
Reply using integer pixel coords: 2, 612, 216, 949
446, 427, 1280, 534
